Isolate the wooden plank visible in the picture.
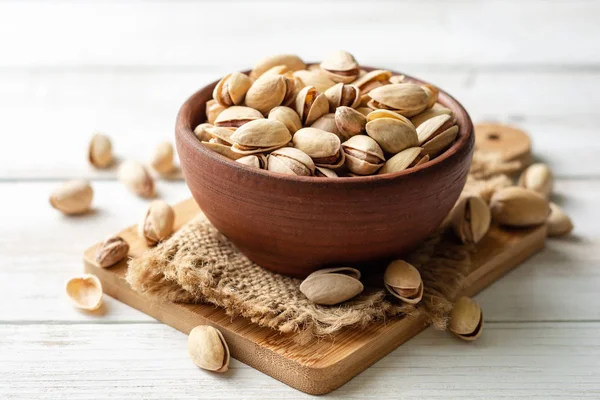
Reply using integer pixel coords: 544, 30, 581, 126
1, 322, 599, 399
2, 70, 600, 179
0, 1, 598, 68
82, 195, 546, 394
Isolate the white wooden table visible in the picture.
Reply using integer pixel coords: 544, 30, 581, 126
2, 1, 599, 398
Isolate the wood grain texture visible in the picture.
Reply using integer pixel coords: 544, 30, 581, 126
83, 197, 545, 394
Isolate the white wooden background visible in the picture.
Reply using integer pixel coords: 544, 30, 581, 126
1, 1, 599, 398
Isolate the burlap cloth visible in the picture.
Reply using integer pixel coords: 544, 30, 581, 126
126, 151, 521, 338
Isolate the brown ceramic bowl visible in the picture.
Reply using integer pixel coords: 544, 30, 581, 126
176, 67, 474, 277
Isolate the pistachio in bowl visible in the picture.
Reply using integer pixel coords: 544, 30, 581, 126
175, 51, 474, 277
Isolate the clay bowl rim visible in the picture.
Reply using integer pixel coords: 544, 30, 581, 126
176, 65, 473, 185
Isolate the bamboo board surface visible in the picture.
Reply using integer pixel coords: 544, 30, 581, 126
83, 198, 546, 395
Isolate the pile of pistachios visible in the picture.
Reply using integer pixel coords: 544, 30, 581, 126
195, 51, 458, 177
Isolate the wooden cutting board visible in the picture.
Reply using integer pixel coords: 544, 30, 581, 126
83, 198, 546, 395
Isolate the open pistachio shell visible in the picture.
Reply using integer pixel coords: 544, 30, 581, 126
351, 69, 392, 93
422, 84, 439, 108
250, 54, 306, 80
205, 99, 226, 125
366, 111, 418, 154
267, 147, 315, 176
307, 267, 361, 280
299, 272, 364, 305
194, 123, 213, 142
490, 187, 550, 227
417, 114, 455, 145
49, 180, 93, 215
451, 195, 491, 244
245, 74, 288, 115
268, 106, 302, 134
410, 103, 454, 128
230, 119, 291, 154
88, 133, 113, 168
138, 200, 175, 247
66, 274, 103, 311
205, 126, 235, 145
214, 106, 263, 128
389, 75, 406, 84
324, 83, 360, 111
378, 147, 422, 175
449, 296, 483, 341
356, 107, 374, 116
188, 325, 230, 373
518, 163, 553, 198
368, 83, 430, 117
201, 141, 245, 160
295, 86, 329, 126
315, 166, 338, 178
320, 50, 360, 83
342, 135, 385, 175
236, 154, 267, 169
292, 128, 344, 168
311, 113, 342, 137
212, 72, 252, 107
335, 106, 366, 141
293, 69, 336, 93
421, 125, 459, 157
383, 260, 423, 304
547, 202, 574, 237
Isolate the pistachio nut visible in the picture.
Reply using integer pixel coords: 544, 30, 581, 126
96, 235, 129, 268
449, 296, 483, 341
351, 69, 392, 95
188, 325, 230, 373
324, 83, 360, 111
230, 119, 291, 155
118, 160, 155, 198
236, 154, 267, 169
368, 83, 430, 117
201, 141, 245, 160
320, 50, 360, 83
50, 179, 93, 215
383, 260, 423, 304
410, 103, 453, 128
389, 75, 406, 84
365, 109, 418, 154
139, 200, 175, 246
65, 274, 103, 311
356, 107, 374, 116
205, 99, 225, 125
261, 64, 292, 77
311, 113, 341, 137
250, 54, 306, 80
377, 147, 422, 175
309, 266, 361, 279
245, 74, 295, 114
299, 268, 364, 305
88, 133, 113, 168
212, 72, 252, 107
489, 187, 550, 227
417, 114, 456, 145
547, 202, 574, 237
150, 141, 175, 175
342, 135, 385, 175
421, 84, 439, 108
268, 106, 302, 134
295, 85, 329, 126
451, 195, 491, 244
518, 163, 553, 198
292, 128, 344, 168
267, 147, 315, 176
335, 106, 366, 141
205, 126, 235, 145
193, 123, 213, 142
421, 125, 459, 157
315, 166, 338, 178
293, 69, 336, 93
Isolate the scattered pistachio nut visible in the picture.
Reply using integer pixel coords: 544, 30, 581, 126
335, 106, 366, 141
50, 180, 93, 215
267, 147, 315, 176
66, 274, 103, 311
188, 325, 230, 373
342, 135, 385, 175
268, 106, 302, 134
118, 160, 155, 198
451, 195, 491, 244
383, 260, 423, 304
212, 72, 252, 107
547, 202, 574, 237
299, 267, 363, 305
231, 119, 291, 155
449, 296, 483, 341
245, 73, 296, 115
88, 133, 113, 168
324, 83, 360, 111
490, 187, 550, 227
150, 141, 176, 175
214, 106, 263, 128
518, 163, 553, 198
292, 128, 344, 168
139, 200, 175, 246
366, 109, 418, 154
295, 85, 329, 126
320, 50, 360, 83
96, 235, 129, 268
250, 54, 306, 80
368, 83, 430, 117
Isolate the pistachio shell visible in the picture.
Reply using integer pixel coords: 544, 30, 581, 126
250, 54, 306, 80
244, 74, 288, 115
236, 154, 266, 169
388, 75, 406, 84
65, 274, 103, 311
205, 126, 235, 145
201, 141, 245, 160
230, 119, 291, 154
451, 195, 491, 244
88, 133, 113, 168
366, 112, 418, 154
118, 161, 155, 198
268, 106, 302, 134
420, 125, 459, 157
267, 147, 315, 176
150, 141, 175, 174
138, 200, 175, 246
95, 235, 129, 268
449, 296, 483, 340
205, 99, 225, 125
355, 107, 373, 116
410, 103, 453, 128
547, 202, 574, 237
293, 69, 336, 93
320, 50, 360, 83
368, 83, 430, 117
311, 113, 342, 137
315, 166, 338, 178
49, 180, 93, 215
324, 83, 360, 111
335, 106, 366, 141
351, 69, 392, 93
307, 267, 361, 280
417, 114, 455, 145
295, 86, 329, 126
214, 106, 263, 128
261, 65, 291, 77
188, 325, 230, 373
292, 128, 343, 167
422, 84, 439, 108
194, 123, 213, 142
490, 187, 550, 227
212, 72, 252, 106
378, 147, 422, 175
342, 135, 385, 175
384, 260, 421, 290
385, 282, 424, 304
518, 163, 553, 198
299, 273, 364, 305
